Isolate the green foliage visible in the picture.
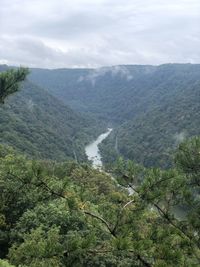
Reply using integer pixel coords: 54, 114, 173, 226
0, 68, 29, 104
0, 137, 200, 266
9, 227, 64, 267
175, 136, 200, 176
0, 69, 105, 161
0, 260, 15, 267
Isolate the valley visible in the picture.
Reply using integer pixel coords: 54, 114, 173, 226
29, 63, 200, 168
0, 64, 200, 267
1, 63, 200, 168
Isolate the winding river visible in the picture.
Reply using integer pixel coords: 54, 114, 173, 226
85, 128, 112, 169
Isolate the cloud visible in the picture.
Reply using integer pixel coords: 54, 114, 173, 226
0, 0, 200, 68
174, 132, 187, 145
26, 99, 35, 112
79, 66, 133, 86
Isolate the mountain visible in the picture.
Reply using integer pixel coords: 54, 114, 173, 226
29, 64, 200, 167
29, 65, 158, 123
99, 64, 200, 168
100, 81, 200, 168
0, 69, 104, 161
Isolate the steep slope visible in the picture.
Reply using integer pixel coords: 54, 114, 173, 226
29, 64, 200, 124
9, 64, 200, 168
30, 65, 157, 123
0, 79, 103, 161
100, 81, 200, 168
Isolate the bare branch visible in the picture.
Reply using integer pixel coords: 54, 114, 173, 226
83, 210, 115, 236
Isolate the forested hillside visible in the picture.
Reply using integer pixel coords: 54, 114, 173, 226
0, 67, 104, 161
30, 65, 160, 122
100, 81, 200, 168
29, 64, 200, 167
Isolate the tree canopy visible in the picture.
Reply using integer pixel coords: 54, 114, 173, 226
0, 137, 200, 266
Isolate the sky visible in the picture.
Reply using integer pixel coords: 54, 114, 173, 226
0, 0, 200, 68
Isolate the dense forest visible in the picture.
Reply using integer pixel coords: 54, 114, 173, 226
29, 64, 200, 122
0, 66, 105, 162
100, 80, 200, 168
0, 67, 200, 266
1, 127, 200, 266
29, 64, 200, 167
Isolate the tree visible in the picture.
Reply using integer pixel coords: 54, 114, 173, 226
175, 136, 200, 177
0, 260, 15, 267
1, 139, 200, 266
0, 67, 29, 104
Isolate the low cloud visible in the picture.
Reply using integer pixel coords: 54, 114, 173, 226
174, 132, 187, 145
79, 66, 133, 86
26, 99, 35, 112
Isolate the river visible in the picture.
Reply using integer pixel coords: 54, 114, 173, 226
85, 128, 112, 169
85, 128, 134, 195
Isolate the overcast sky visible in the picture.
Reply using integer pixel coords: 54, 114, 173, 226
0, 0, 200, 68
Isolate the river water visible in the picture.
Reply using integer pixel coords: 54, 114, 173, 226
85, 128, 134, 195
85, 128, 112, 169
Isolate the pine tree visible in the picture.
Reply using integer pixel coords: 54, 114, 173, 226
0, 67, 29, 104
